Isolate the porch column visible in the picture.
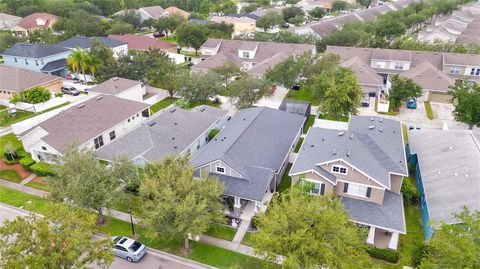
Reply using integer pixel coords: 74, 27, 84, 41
254, 201, 260, 213
367, 226, 376, 245
233, 196, 241, 215
388, 232, 399, 250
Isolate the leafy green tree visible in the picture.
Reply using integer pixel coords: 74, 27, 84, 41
228, 75, 271, 109
108, 22, 135, 34
256, 12, 284, 32
418, 208, 480, 269
356, 0, 372, 7
241, 3, 259, 13
111, 156, 141, 194
178, 71, 222, 103
150, 61, 189, 97
48, 149, 125, 223
53, 9, 107, 38
212, 61, 244, 92
0, 204, 114, 269
139, 155, 224, 250
320, 67, 362, 120
288, 15, 305, 25
28, 29, 58, 44
207, 22, 234, 39
89, 39, 117, 82
308, 7, 326, 19
84, 54, 101, 80
251, 187, 371, 268
388, 75, 423, 110
376, 20, 406, 42
282, 6, 304, 22
67, 48, 88, 81
2, 142, 16, 161
332, 0, 349, 12
265, 52, 313, 87
176, 22, 208, 55
116, 10, 142, 30
0, 31, 23, 52
448, 80, 480, 130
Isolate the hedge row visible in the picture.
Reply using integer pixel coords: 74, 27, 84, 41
30, 162, 56, 177
19, 157, 36, 171
367, 246, 400, 263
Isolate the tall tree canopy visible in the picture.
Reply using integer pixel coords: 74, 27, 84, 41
176, 22, 208, 55
178, 71, 222, 104
228, 75, 272, 109
388, 75, 423, 110
448, 80, 480, 130
139, 156, 224, 250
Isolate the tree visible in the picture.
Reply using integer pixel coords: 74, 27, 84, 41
67, 48, 87, 81
48, 149, 125, 223
89, 39, 116, 82
108, 22, 135, 34
3, 142, 16, 161
84, 54, 101, 80
288, 15, 305, 25
149, 61, 189, 97
320, 67, 362, 120
212, 62, 243, 92
448, 80, 480, 130
376, 20, 406, 42
282, 6, 304, 22
53, 9, 107, 38
0, 204, 114, 269
251, 187, 371, 268
332, 0, 349, 12
176, 22, 208, 55
0, 31, 24, 52
308, 7, 326, 19
28, 29, 58, 44
116, 10, 142, 30
356, 0, 372, 7
139, 156, 224, 250
418, 208, 480, 269
178, 71, 222, 103
227, 75, 272, 109
256, 12, 284, 32
111, 156, 141, 194
207, 22, 234, 39
265, 52, 313, 88
388, 75, 423, 110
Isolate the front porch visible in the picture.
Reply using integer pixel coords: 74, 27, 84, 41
221, 191, 275, 223
367, 226, 400, 250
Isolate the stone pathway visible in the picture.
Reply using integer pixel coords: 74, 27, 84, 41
232, 220, 250, 243
20, 174, 36, 185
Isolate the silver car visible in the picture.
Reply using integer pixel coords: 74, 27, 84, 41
112, 236, 147, 262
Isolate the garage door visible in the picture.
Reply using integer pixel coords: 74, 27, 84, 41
428, 92, 451, 103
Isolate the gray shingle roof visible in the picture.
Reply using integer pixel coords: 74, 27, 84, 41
40, 58, 67, 72
0, 65, 62, 92
89, 77, 141, 95
2, 42, 69, 58
96, 105, 227, 163
191, 107, 305, 201
408, 130, 480, 225
343, 190, 406, 233
58, 36, 127, 49
401, 61, 455, 93
213, 167, 274, 201
290, 116, 407, 188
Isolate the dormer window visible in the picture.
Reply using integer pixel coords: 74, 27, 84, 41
331, 165, 348, 175
394, 62, 404, 70
216, 166, 225, 174
242, 51, 250, 58
449, 66, 460, 74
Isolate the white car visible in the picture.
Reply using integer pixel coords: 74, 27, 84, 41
112, 236, 147, 262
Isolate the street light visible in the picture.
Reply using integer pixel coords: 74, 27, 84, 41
128, 207, 135, 238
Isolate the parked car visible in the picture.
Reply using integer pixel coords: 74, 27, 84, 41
406, 97, 417, 109
61, 85, 80, 96
112, 236, 147, 262
361, 96, 370, 107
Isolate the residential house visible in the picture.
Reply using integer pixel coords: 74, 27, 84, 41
297, 0, 333, 13
2, 42, 71, 77
326, 46, 480, 103
290, 0, 414, 37
408, 129, 480, 239
191, 107, 305, 217
88, 77, 146, 102
57, 36, 128, 58
290, 116, 408, 250
189, 19, 218, 25
114, 6, 166, 21
10, 12, 57, 36
249, 6, 284, 18
210, 14, 259, 36
20, 95, 150, 163
0, 65, 62, 102
164, 6, 190, 19
194, 39, 315, 77
107, 34, 185, 64
96, 105, 229, 165
0, 13, 21, 31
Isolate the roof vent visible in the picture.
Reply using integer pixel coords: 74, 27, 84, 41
170, 108, 176, 113
174, 146, 177, 149
200, 107, 206, 112
449, 146, 453, 150
379, 118, 383, 123
465, 174, 469, 178
311, 144, 314, 147
96, 96, 103, 100
370, 117, 374, 121
437, 171, 442, 175
346, 149, 351, 157
174, 122, 177, 125
148, 122, 156, 127
112, 77, 119, 81
368, 125, 375, 130
454, 172, 458, 176
243, 118, 246, 121
338, 131, 345, 136
172, 137, 175, 140
349, 133, 354, 140
332, 148, 337, 155
78, 104, 85, 108
379, 126, 383, 132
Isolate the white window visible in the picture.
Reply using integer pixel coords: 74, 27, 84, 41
449, 66, 460, 74
304, 179, 324, 195
94, 135, 104, 149
374, 61, 385, 68
470, 68, 480, 76
347, 183, 369, 197
216, 166, 225, 174
331, 165, 348, 175
242, 51, 250, 58
394, 62, 404, 70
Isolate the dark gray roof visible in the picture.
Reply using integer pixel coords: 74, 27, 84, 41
96, 105, 227, 162
343, 190, 406, 233
189, 19, 217, 25
58, 36, 127, 49
2, 43, 69, 58
227, 13, 259, 20
279, 99, 311, 117
40, 58, 67, 72
290, 116, 407, 189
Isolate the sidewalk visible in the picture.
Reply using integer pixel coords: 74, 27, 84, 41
0, 178, 257, 259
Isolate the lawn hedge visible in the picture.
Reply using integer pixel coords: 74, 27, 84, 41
367, 246, 400, 263
30, 162, 56, 177
19, 157, 36, 171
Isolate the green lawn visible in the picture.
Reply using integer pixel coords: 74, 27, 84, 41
0, 133, 24, 156
303, 115, 315, 134
284, 90, 320, 106
0, 169, 22, 183
402, 124, 408, 144
424, 101, 433, 120
0, 102, 69, 127
205, 224, 237, 241
278, 163, 293, 193
111, 194, 142, 215
0, 185, 273, 269
318, 113, 349, 122
159, 35, 178, 44
25, 180, 51, 191
294, 138, 304, 153
186, 100, 222, 109
241, 231, 255, 247
150, 97, 178, 114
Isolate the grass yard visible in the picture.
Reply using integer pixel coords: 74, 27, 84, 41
150, 97, 177, 114
0, 185, 274, 269
205, 223, 237, 241
159, 35, 178, 44
402, 124, 408, 144
303, 115, 315, 134
111, 194, 142, 215
0, 169, 22, 183
0, 107, 34, 127
424, 101, 433, 120
186, 100, 222, 109
284, 90, 320, 106
318, 113, 349, 122
0, 133, 24, 156
241, 231, 256, 247
25, 180, 50, 191
278, 163, 293, 193
294, 138, 304, 153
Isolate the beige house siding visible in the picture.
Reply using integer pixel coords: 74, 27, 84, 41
199, 159, 244, 178
442, 64, 466, 75
334, 181, 385, 205
0, 78, 62, 101
320, 161, 385, 189
390, 174, 403, 193
291, 172, 335, 193
0, 90, 14, 100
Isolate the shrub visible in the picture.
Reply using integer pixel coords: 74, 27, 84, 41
411, 243, 431, 267
424, 101, 433, 120
12, 87, 51, 104
4, 159, 16, 165
401, 178, 419, 205
366, 246, 400, 263
30, 162, 56, 177
208, 128, 220, 141
19, 157, 36, 171
250, 216, 260, 229
16, 149, 28, 159
55, 92, 64, 97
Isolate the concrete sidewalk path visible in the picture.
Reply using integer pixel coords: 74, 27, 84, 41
20, 174, 36, 185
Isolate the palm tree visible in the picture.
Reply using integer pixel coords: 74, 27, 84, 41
85, 55, 101, 81
67, 48, 85, 81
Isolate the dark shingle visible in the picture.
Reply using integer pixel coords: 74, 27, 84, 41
2, 43, 69, 58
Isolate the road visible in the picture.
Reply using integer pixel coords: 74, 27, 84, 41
0, 203, 212, 269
